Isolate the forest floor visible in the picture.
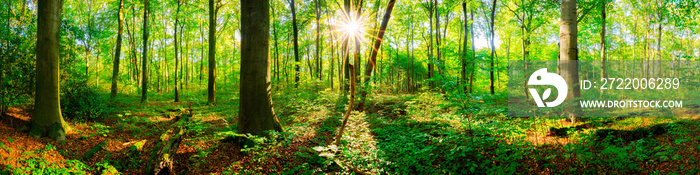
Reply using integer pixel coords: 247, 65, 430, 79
1, 87, 700, 174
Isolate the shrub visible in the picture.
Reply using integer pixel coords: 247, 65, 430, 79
61, 80, 108, 121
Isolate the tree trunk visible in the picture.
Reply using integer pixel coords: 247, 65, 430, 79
140, 0, 149, 103
31, 0, 69, 141
199, 20, 204, 83
409, 7, 415, 93
208, 0, 217, 105
489, 0, 496, 94
315, 0, 322, 80
360, 0, 396, 107
600, 1, 606, 79
329, 18, 335, 89
173, 1, 180, 102
272, 5, 280, 83
239, 0, 283, 136
149, 111, 191, 175
291, 0, 301, 88
427, 2, 434, 88
110, 0, 124, 99
461, 2, 468, 92
656, 10, 662, 60
434, 0, 442, 82
560, 0, 580, 123
469, 10, 475, 93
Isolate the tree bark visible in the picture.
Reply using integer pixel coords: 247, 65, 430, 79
656, 4, 662, 60
600, 1, 606, 79
461, 2, 468, 92
199, 20, 204, 83
239, 0, 283, 136
110, 0, 124, 99
291, 0, 301, 88
140, 0, 149, 103
469, 10, 475, 93
427, 2, 434, 88
173, 1, 180, 102
315, 0, 322, 80
31, 0, 69, 141
208, 0, 217, 105
560, 0, 580, 123
272, 5, 280, 83
489, 0, 496, 94
360, 0, 396, 107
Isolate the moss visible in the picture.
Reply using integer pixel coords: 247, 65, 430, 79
131, 140, 146, 152
83, 141, 107, 160
28, 126, 43, 139
48, 122, 66, 141
595, 123, 670, 143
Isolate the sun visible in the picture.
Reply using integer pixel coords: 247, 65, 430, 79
333, 10, 368, 42
343, 20, 361, 36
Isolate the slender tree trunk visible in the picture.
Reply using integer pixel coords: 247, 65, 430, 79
208, 0, 217, 105
600, 1, 606, 79
353, 1, 363, 84
469, 10, 475, 93
427, 2, 434, 88
315, 0, 322, 80
461, 2, 467, 92
272, 5, 280, 83
633, 20, 636, 60
291, 0, 300, 88
656, 11, 662, 60
199, 20, 204, 83
434, 0, 442, 81
489, 0, 496, 94
111, 0, 124, 98
179, 24, 184, 91
238, 0, 283, 136
31, 0, 69, 140
329, 19, 335, 89
140, 0, 149, 103
360, 0, 396, 107
173, 1, 180, 102
85, 0, 93, 80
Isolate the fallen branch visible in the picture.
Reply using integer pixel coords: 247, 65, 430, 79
333, 159, 369, 175
148, 109, 192, 175
83, 141, 107, 160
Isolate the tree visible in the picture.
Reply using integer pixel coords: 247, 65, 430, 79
487, 0, 497, 94
423, 1, 435, 88
360, 0, 396, 107
469, 9, 475, 93
290, 0, 301, 88
174, 0, 181, 102
461, 1, 468, 92
110, 0, 124, 99
141, 0, 150, 103
600, 0, 607, 79
560, 0, 580, 123
238, 0, 283, 136
208, 0, 218, 105
30, 0, 69, 140
314, 0, 322, 80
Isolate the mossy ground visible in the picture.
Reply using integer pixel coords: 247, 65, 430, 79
0, 87, 699, 174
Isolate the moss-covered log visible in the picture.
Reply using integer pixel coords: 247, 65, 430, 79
594, 123, 670, 142
83, 141, 107, 160
148, 109, 191, 175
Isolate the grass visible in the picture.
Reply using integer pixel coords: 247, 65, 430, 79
0, 86, 699, 174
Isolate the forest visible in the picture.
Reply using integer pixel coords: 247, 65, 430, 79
1, 0, 700, 174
